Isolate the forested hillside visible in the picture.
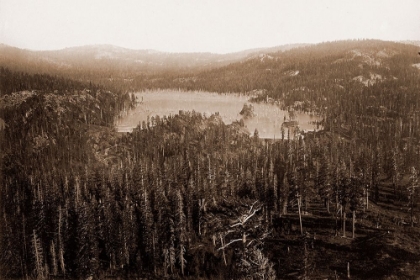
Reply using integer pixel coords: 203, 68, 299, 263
139, 40, 419, 95
2, 40, 420, 279
0, 69, 135, 276
0, 43, 305, 94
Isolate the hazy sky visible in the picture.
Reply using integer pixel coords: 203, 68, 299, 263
1, 0, 420, 53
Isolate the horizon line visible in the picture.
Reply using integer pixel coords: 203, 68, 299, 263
2, 38, 419, 55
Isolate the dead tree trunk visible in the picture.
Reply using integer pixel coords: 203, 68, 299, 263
335, 193, 339, 236
411, 199, 414, 227
326, 197, 330, 214
347, 262, 351, 279
366, 186, 369, 210
220, 234, 227, 266
298, 195, 303, 235
282, 195, 289, 215
342, 207, 346, 238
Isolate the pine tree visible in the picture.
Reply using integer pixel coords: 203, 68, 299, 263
139, 186, 154, 271
74, 200, 99, 278
317, 149, 332, 213
408, 167, 418, 227
174, 189, 187, 276
32, 230, 46, 279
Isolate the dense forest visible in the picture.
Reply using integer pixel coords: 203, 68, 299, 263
2, 40, 420, 279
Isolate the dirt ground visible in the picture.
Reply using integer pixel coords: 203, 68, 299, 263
266, 193, 420, 279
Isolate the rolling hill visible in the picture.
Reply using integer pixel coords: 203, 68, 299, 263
143, 39, 420, 95
0, 43, 307, 86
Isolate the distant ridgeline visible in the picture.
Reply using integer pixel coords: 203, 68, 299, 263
135, 40, 420, 110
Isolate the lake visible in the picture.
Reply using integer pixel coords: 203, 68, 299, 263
115, 90, 322, 139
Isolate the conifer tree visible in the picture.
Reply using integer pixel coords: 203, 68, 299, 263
32, 230, 46, 279
408, 167, 419, 227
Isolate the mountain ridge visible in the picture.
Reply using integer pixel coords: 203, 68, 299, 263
136, 39, 420, 95
1, 39, 419, 95
0, 42, 309, 87
1, 42, 309, 55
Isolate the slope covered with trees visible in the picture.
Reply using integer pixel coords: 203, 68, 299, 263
0, 43, 306, 95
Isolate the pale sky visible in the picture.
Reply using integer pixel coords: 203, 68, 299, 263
1, 0, 419, 53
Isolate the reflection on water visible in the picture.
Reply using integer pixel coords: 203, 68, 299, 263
116, 90, 322, 139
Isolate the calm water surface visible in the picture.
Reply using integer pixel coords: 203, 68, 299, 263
116, 90, 322, 139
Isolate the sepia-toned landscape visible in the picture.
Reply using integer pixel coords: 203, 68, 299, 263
1, 1, 420, 279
